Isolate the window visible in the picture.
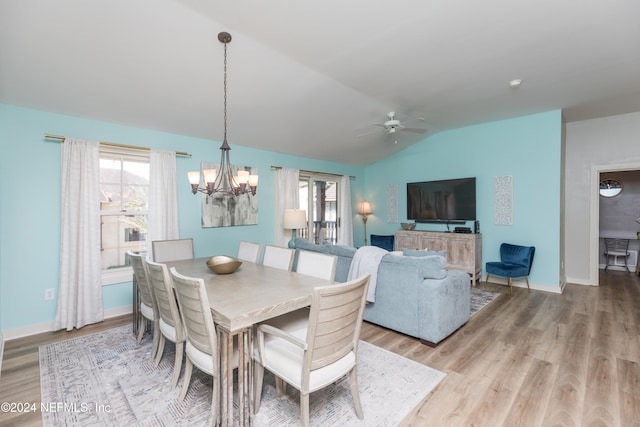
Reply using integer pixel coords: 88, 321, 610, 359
298, 174, 339, 244
99, 146, 149, 273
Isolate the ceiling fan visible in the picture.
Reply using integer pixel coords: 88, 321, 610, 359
358, 111, 428, 139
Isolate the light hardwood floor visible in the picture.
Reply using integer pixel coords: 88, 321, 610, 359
2, 271, 639, 426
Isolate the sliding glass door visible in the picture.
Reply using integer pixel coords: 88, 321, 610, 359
298, 174, 339, 244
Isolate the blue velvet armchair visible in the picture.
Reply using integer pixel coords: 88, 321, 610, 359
485, 243, 535, 293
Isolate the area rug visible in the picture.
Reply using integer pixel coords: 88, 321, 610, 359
470, 287, 501, 316
40, 325, 445, 426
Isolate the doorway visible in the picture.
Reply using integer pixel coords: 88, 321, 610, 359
589, 162, 640, 285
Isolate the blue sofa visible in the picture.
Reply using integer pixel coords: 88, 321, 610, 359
293, 238, 470, 345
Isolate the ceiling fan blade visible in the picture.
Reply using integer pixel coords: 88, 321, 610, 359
357, 128, 386, 138
400, 117, 426, 126
402, 127, 428, 134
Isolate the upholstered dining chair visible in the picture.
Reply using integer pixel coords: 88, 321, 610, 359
128, 250, 160, 362
253, 273, 371, 427
145, 259, 185, 389
262, 245, 295, 271
152, 238, 194, 263
266, 249, 339, 339
237, 240, 262, 263
295, 250, 338, 282
169, 267, 222, 427
485, 243, 535, 293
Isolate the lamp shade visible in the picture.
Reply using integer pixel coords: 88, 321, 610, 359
187, 171, 201, 185
358, 201, 373, 215
283, 209, 307, 229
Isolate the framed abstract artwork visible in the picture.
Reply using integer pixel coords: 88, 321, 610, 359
200, 161, 258, 228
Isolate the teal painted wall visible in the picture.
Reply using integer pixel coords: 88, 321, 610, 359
363, 110, 563, 289
0, 104, 364, 332
0, 104, 562, 334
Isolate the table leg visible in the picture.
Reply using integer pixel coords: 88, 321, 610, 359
219, 330, 229, 426
219, 328, 253, 427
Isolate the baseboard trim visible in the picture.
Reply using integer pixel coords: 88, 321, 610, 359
485, 278, 563, 294
3, 306, 132, 341
565, 276, 597, 286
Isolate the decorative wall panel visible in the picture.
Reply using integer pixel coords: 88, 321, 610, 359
386, 185, 398, 223
494, 175, 513, 225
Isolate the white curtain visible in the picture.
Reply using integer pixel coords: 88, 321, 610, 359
337, 175, 354, 246
54, 138, 103, 331
147, 149, 179, 257
275, 168, 300, 247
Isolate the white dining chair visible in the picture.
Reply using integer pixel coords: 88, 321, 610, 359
169, 267, 221, 427
145, 259, 185, 389
262, 245, 295, 271
237, 240, 261, 263
264, 249, 339, 347
128, 250, 160, 363
296, 250, 338, 282
152, 238, 194, 263
253, 274, 371, 427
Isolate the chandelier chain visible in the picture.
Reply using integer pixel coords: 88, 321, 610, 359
223, 41, 228, 143
187, 31, 258, 197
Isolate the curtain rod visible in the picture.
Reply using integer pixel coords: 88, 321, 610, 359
271, 165, 355, 179
44, 133, 191, 157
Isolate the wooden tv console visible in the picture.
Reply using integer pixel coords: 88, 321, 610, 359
395, 230, 482, 283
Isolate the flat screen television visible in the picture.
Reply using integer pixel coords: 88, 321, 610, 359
407, 177, 476, 223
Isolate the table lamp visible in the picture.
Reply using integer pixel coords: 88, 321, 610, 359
283, 209, 307, 248
358, 200, 373, 246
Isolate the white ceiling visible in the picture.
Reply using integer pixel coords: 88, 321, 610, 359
2, 0, 640, 166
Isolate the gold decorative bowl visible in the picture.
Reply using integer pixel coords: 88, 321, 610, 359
206, 256, 242, 274
401, 222, 416, 230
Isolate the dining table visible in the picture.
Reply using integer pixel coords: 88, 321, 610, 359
165, 256, 332, 427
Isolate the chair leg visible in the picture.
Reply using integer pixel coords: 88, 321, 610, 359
300, 392, 310, 427
150, 320, 160, 363
170, 341, 184, 389
485, 273, 491, 283
253, 360, 265, 413
154, 334, 165, 367
179, 358, 193, 401
136, 316, 145, 344
276, 377, 287, 396
525, 276, 531, 290
508, 277, 512, 293
209, 375, 219, 427
349, 366, 364, 419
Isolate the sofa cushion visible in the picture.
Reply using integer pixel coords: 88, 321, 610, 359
402, 248, 447, 258
381, 253, 447, 279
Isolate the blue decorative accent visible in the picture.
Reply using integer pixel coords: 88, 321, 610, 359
371, 234, 394, 251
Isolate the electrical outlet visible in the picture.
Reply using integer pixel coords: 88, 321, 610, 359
45, 288, 55, 301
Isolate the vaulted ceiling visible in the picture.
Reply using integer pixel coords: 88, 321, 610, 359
2, 0, 639, 165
